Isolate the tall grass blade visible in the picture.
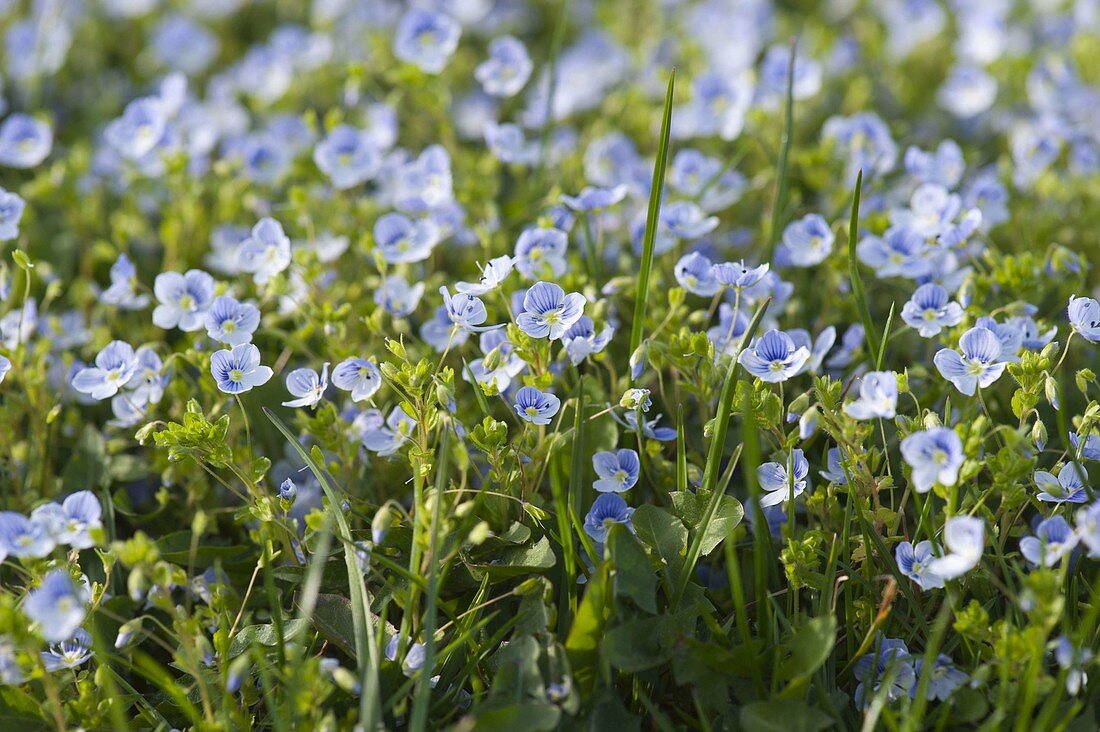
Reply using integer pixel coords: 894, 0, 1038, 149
846, 170, 880, 361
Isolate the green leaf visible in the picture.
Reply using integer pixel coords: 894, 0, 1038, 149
466, 535, 556, 580
740, 700, 834, 732
697, 494, 744, 557
778, 616, 837, 695
632, 504, 688, 592
603, 615, 675, 671
608, 525, 657, 614
228, 619, 309, 658
468, 703, 561, 732
565, 563, 610, 693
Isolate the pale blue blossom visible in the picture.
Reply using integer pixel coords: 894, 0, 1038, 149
592, 449, 640, 493
22, 570, 88, 643
900, 427, 964, 494
331, 358, 382, 403
282, 363, 329, 409
933, 326, 1006, 396
152, 269, 215, 331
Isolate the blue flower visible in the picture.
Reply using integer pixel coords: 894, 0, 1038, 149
30, 491, 102, 550
375, 276, 425, 318
361, 406, 417, 456
856, 226, 931, 279
933, 326, 1006, 395
514, 226, 569, 280
313, 125, 380, 190
592, 449, 640, 493
904, 140, 965, 189
901, 283, 964, 337
41, 628, 93, 672
0, 187, 25, 241
819, 447, 848, 484
890, 184, 963, 239
1035, 463, 1089, 504
927, 516, 983, 579
562, 316, 613, 365
938, 64, 997, 119
475, 36, 532, 97
738, 330, 810, 383
483, 121, 537, 165
100, 254, 150, 310
71, 340, 139, 400
455, 255, 514, 296
209, 344, 274, 395
22, 570, 88, 643
615, 410, 676, 441
439, 286, 497, 334
662, 201, 718, 240
331, 358, 382, 403
516, 282, 586, 340
394, 145, 453, 212
758, 449, 809, 507
843, 371, 898, 420
895, 540, 945, 590
1007, 315, 1056, 350
912, 655, 967, 701
1020, 515, 1078, 567
780, 214, 834, 267
152, 269, 215, 331
560, 185, 629, 212
583, 494, 635, 543
1070, 432, 1100, 461
1068, 296, 1100, 343
853, 636, 915, 709
758, 44, 821, 107
712, 260, 769, 290
374, 213, 440, 264
385, 635, 427, 677
205, 295, 260, 346
900, 427, 963, 493
0, 356, 10, 386
0, 114, 52, 168
283, 363, 329, 409
104, 97, 168, 161
677, 72, 752, 141
1055, 636, 1093, 696
278, 478, 297, 501
973, 316, 1023, 362
788, 327, 836, 376
674, 252, 720, 296
0, 511, 55, 558
822, 112, 897, 184
393, 8, 461, 75
514, 386, 560, 426
238, 218, 292, 286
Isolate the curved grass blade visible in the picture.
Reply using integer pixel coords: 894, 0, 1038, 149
671, 297, 772, 609
846, 170, 880, 361
628, 69, 676, 366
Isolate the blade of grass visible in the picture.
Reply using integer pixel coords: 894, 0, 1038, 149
846, 170, 880, 361
264, 408, 381, 731
671, 296, 772, 609
765, 39, 797, 263
629, 69, 676, 366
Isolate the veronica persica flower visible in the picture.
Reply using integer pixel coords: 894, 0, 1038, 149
895, 540, 945, 590
583, 494, 635, 543
393, 8, 460, 74
210, 344, 273, 394
475, 36, 532, 97
361, 407, 417, 456
0, 114, 52, 168
375, 276, 425, 318
819, 447, 848, 485
313, 125, 380, 190
1035, 463, 1088, 504
853, 637, 915, 709
30, 491, 102, 550
1020, 516, 1078, 567
0, 356, 10, 385
105, 97, 167, 160
901, 283, 964, 337
900, 427, 963, 493
100, 253, 150, 310
374, 213, 440, 264
439, 286, 497, 334
514, 227, 568, 280
926, 516, 983, 580
1055, 636, 1093, 696
282, 363, 329, 409
560, 185, 628, 212
562, 316, 613, 365
674, 252, 719, 296
516, 282, 586, 340
331, 358, 382, 402
913, 656, 968, 702
0, 187, 25, 241
780, 214, 834, 267
933, 326, 1006, 396
712, 260, 769, 290
0, 512, 55, 558
238, 218, 292, 285
455, 255, 514, 296
71, 340, 139, 400
662, 201, 718, 240
1076, 503, 1100, 558
205, 295, 260, 346
1068, 296, 1100, 342
41, 628, 94, 672
513, 386, 560, 426
592, 449, 640, 493
843, 371, 898, 420
1071, 432, 1100, 461
758, 449, 809, 507
23, 570, 88, 643
613, 410, 676, 441
152, 269, 215, 331
738, 330, 810, 383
